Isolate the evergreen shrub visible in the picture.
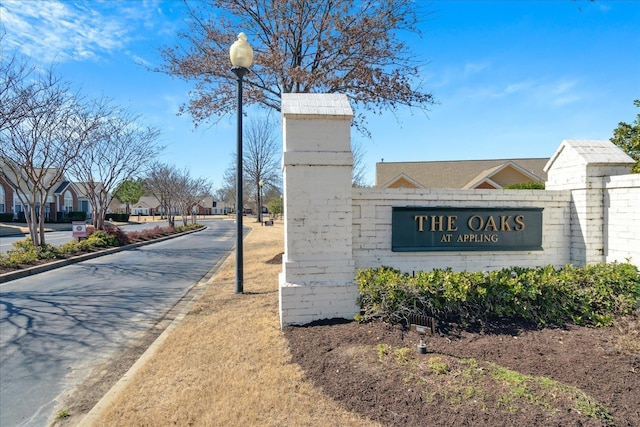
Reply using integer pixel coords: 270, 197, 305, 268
355, 263, 640, 327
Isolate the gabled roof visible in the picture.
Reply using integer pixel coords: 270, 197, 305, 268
376, 158, 549, 189
544, 139, 634, 172
135, 195, 161, 209
74, 182, 104, 198
53, 181, 72, 194
462, 161, 544, 189
380, 173, 425, 189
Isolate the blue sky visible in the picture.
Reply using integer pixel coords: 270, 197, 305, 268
1, 0, 638, 188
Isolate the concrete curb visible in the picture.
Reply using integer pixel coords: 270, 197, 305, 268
0, 227, 205, 285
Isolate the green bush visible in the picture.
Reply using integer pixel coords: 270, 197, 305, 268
503, 181, 546, 190
0, 213, 14, 222
67, 211, 87, 221
3, 239, 40, 267
106, 213, 130, 222
355, 263, 640, 327
85, 230, 120, 248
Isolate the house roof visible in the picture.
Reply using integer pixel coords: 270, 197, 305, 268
376, 158, 549, 189
74, 181, 104, 198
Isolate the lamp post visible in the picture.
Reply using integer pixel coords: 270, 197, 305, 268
258, 179, 264, 223
230, 32, 254, 294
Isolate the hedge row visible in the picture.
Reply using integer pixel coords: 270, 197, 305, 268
105, 213, 130, 222
0, 211, 86, 223
355, 263, 640, 327
0, 223, 202, 270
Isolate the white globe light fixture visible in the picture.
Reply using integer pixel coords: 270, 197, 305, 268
230, 32, 254, 294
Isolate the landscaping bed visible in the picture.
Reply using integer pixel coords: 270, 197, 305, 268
0, 223, 203, 275
285, 315, 639, 426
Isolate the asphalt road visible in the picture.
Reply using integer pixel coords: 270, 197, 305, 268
0, 220, 237, 426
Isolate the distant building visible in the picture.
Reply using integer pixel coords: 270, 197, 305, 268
375, 158, 548, 189
0, 161, 94, 221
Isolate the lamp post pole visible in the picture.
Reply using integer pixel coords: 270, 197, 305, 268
230, 32, 254, 294
258, 179, 264, 223
233, 66, 247, 294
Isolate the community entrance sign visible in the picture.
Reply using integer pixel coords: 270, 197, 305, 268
392, 207, 543, 251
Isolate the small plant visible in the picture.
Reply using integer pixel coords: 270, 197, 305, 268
376, 343, 391, 361
428, 357, 449, 374
56, 409, 70, 418
393, 347, 412, 365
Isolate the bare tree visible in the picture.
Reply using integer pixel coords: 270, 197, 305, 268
145, 162, 181, 228
67, 107, 163, 230
243, 118, 281, 220
175, 171, 212, 225
0, 40, 37, 133
218, 153, 255, 214
0, 62, 103, 245
351, 139, 370, 188
218, 162, 237, 209
159, 0, 435, 134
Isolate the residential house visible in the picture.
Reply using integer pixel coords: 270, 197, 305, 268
375, 158, 548, 189
0, 161, 91, 221
193, 196, 232, 215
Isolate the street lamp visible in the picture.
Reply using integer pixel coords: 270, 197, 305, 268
258, 179, 264, 223
230, 32, 254, 294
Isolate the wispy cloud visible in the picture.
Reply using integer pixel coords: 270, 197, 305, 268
458, 77, 583, 108
464, 61, 491, 76
427, 60, 492, 88
0, 0, 162, 64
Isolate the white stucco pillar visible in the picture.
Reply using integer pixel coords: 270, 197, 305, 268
279, 93, 358, 327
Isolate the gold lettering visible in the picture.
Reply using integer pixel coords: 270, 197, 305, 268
491, 234, 498, 242
440, 234, 452, 243
468, 215, 483, 231
456, 235, 464, 242
430, 215, 444, 232
514, 215, 525, 231
447, 216, 458, 232
484, 216, 498, 231
414, 215, 428, 232
500, 216, 512, 231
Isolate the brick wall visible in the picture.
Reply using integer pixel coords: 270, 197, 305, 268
604, 174, 640, 264
279, 95, 639, 327
352, 188, 572, 273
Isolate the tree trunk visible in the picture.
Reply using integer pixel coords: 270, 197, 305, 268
38, 209, 46, 246
26, 204, 39, 246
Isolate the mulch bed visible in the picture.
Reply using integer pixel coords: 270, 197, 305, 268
285, 316, 639, 427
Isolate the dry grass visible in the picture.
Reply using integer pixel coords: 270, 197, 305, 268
91, 222, 379, 427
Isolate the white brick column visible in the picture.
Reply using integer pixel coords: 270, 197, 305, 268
279, 93, 358, 327
545, 139, 635, 265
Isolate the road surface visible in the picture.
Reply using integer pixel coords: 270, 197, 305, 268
0, 220, 237, 426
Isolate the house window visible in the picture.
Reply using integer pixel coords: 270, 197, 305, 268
64, 191, 73, 213
0, 185, 4, 213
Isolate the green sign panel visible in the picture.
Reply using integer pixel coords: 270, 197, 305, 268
392, 207, 543, 252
